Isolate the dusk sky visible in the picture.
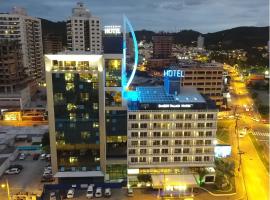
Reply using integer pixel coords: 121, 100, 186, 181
0, 0, 268, 33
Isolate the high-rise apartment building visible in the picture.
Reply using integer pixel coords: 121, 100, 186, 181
43, 33, 63, 54
152, 35, 173, 59
148, 35, 177, 68
0, 40, 31, 108
127, 79, 217, 192
67, 2, 102, 53
0, 7, 44, 80
197, 35, 204, 49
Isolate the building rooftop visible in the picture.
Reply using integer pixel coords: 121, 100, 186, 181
137, 86, 205, 104
128, 86, 216, 111
0, 125, 48, 137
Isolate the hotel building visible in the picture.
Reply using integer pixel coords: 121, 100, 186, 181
45, 51, 127, 182
0, 7, 44, 80
166, 61, 224, 107
127, 75, 217, 190
67, 2, 102, 53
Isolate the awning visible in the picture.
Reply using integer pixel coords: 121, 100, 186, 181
54, 171, 104, 178
151, 174, 198, 188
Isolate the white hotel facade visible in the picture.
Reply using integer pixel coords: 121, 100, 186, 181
127, 86, 218, 189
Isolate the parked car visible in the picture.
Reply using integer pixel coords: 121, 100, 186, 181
9, 164, 23, 170
66, 188, 75, 199
104, 188, 111, 197
19, 153, 26, 160
40, 154, 46, 160
95, 187, 102, 198
5, 168, 20, 175
33, 153, 40, 160
86, 185, 94, 198
43, 171, 52, 176
46, 154, 51, 160
41, 175, 54, 182
127, 188, 133, 197
49, 192, 56, 200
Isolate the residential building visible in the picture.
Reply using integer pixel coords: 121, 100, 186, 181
0, 7, 44, 80
67, 2, 102, 53
152, 35, 173, 59
43, 33, 63, 54
197, 35, 204, 49
127, 76, 217, 192
0, 40, 32, 108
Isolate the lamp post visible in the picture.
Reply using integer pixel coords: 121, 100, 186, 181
1, 179, 11, 200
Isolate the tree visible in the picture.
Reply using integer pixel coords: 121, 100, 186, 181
195, 168, 209, 186
137, 174, 152, 184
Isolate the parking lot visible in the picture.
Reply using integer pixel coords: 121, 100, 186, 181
0, 152, 50, 198
43, 188, 159, 200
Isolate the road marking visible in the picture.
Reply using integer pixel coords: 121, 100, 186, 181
252, 132, 269, 137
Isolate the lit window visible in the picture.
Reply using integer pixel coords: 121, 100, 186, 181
66, 83, 74, 91
81, 131, 90, 140
67, 103, 77, 111
69, 113, 76, 121
93, 122, 99, 128
65, 73, 74, 81
80, 93, 89, 102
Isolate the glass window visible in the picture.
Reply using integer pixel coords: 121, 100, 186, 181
153, 132, 161, 137
153, 149, 160, 154
131, 123, 138, 128
153, 140, 160, 146
174, 148, 181, 153
163, 114, 170, 120
131, 132, 138, 137
162, 140, 169, 146
129, 114, 136, 120
131, 141, 138, 146
154, 114, 161, 120
139, 157, 146, 162
175, 132, 183, 137
176, 114, 183, 119
153, 157, 159, 162
174, 157, 181, 162
66, 83, 74, 91
161, 157, 168, 162
140, 132, 147, 137
140, 114, 150, 120
65, 73, 74, 81
183, 148, 190, 153
129, 149, 136, 154
161, 149, 169, 154
175, 140, 182, 145
162, 132, 170, 137
140, 149, 147, 154
80, 93, 89, 102
140, 140, 147, 146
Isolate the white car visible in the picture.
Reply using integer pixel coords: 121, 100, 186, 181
67, 188, 75, 199
95, 187, 102, 198
19, 153, 26, 160
49, 192, 56, 200
5, 168, 20, 174
104, 188, 111, 197
86, 185, 94, 198
127, 188, 133, 197
40, 154, 46, 160
43, 171, 52, 176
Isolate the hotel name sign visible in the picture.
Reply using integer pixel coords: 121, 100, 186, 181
158, 104, 193, 108
164, 70, 185, 78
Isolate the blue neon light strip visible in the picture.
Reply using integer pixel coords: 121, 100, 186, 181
123, 15, 139, 91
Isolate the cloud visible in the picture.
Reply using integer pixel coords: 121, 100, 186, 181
0, 0, 268, 33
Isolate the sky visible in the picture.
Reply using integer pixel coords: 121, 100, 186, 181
0, 0, 268, 33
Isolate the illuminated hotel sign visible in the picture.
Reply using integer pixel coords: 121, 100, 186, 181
104, 25, 121, 35
164, 70, 185, 78
158, 104, 193, 108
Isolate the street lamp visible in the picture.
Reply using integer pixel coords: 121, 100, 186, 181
1, 179, 11, 200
